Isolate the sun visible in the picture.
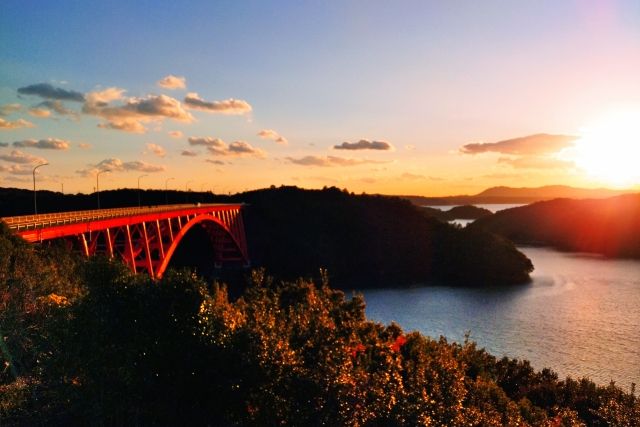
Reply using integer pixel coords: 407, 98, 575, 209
572, 111, 640, 187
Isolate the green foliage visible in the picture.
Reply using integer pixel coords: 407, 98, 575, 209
0, 224, 637, 425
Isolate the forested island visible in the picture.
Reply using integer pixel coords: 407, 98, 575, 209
0, 186, 532, 287
422, 205, 493, 221
473, 193, 640, 258
1, 224, 639, 425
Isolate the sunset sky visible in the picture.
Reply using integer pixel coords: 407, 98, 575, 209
1, 1, 639, 196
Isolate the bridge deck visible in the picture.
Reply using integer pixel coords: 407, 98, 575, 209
1, 204, 240, 232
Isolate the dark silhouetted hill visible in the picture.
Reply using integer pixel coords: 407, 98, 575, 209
228, 187, 532, 287
403, 185, 634, 206
0, 186, 533, 287
422, 205, 493, 221
472, 194, 640, 258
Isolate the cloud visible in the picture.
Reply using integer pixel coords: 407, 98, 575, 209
145, 143, 166, 157
258, 129, 288, 145
0, 118, 35, 130
0, 150, 46, 164
168, 130, 183, 138
36, 100, 77, 117
188, 136, 265, 158
285, 155, 389, 167
76, 158, 166, 176
181, 150, 198, 157
84, 90, 193, 133
97, 120, 146, 133
399, 172, 443, 181
400, 172, 427, 180
497, 156, 575, 170
205, 159, 226, 165
188, 136, 225, 148
18, 83, 85, 102
0, 104, 22, 116
460, 133, 578, 155
0, 164, 33, 175
78, 143, 91, 149
184, 92, 252, 115
334, 139, 394, 151
405, 144, 416, 151
157, 75, 186, 90
0, 142, 7, 147
12, 138, 70, 150
28, 108, 51, 118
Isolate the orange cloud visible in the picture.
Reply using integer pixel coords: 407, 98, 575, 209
258, 129, 288, 145
285, 155, 390, 167
0, 118, 35, 130
145, 143, 166, 157
461, 133, 578, 155
184, 92, 252, 115
28, 108, 52, 118
498, 156, 575, 170
157, 75, 187, 90
0, 150, 46, 164
0, 104, 22, 116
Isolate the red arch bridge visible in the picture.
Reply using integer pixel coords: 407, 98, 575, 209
1, 204, 250, 279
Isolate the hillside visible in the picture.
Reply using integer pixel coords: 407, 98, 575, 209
403, 185, 635, 206
0, 186, 533, 287
472, 194, 640, 258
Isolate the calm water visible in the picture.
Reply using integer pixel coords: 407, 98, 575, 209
426, 203, 525, 213
359, 247, 640, 388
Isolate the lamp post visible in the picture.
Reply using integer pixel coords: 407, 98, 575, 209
32, 162, 49, 214
137, 174, 148, 207
165, 177, 174, 205
96, 169, 110, 209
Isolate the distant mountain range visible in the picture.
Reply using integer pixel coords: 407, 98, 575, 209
403, 185, 637, 206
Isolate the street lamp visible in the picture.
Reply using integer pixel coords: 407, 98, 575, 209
165, 177, 174, 205
137, 174, 148, 207
96, 169, 111, 209
32, 162, 49, 214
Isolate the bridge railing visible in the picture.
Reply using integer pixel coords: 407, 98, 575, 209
0, 204, 229, 231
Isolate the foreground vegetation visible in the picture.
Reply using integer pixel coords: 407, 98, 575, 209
1, 224, 638, 425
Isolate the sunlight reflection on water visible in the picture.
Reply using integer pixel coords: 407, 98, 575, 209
359, 247, 640, 389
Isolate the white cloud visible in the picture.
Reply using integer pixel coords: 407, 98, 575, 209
84, 90, 193, 133
168, 130, 183, 138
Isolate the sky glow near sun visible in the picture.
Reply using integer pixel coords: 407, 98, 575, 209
571, 112, 640, 187
1, 1, 640, 195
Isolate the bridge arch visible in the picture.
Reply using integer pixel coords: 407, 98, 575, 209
2, 203, 250, 280
155, 213, 248, 279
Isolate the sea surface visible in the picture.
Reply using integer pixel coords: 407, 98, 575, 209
359, 246, 640, 389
